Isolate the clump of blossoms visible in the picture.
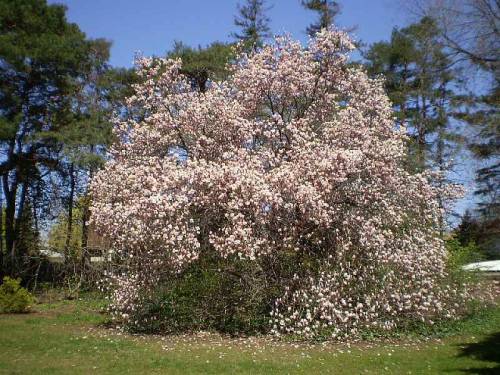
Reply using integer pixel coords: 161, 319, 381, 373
90, 29, 466, 339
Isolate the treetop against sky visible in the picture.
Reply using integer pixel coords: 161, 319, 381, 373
43, 0, 487, 217
48, 0, 403, 67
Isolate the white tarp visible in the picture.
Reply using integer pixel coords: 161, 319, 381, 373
463, 260, 500, 272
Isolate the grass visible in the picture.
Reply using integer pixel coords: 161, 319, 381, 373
0, 296, 499, 374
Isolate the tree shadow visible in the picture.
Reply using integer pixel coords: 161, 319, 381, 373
457, 332, 500, 374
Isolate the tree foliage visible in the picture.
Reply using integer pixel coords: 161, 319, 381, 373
414, 0, 499, 70
365, 17, 469, 231
91, 30, 466, 339
167, 42, 234, 92
0, 276, 34, 313
411, 0, 499, 249
232, 0, 272, 49
455, 210, 500, 259
0, 0, 134, 279
301, 0, 340, 36
365, 18, 463, 171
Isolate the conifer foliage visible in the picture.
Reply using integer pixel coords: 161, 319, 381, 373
232, 0, 272, 49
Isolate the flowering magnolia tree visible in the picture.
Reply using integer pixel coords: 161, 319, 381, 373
90, 29, 465, 339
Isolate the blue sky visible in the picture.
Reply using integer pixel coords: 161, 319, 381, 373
48, 0, 404, 67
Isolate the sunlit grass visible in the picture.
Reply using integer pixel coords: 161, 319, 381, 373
0, 296, 498, 374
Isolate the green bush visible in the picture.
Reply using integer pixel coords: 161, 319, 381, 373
127, 252, 280, 335
0, 277, 35, 313
446, 237, 483, 270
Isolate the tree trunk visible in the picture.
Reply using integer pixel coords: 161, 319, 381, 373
2, 173, 18, 272
14, 182, 28, 256
0, 186, 3, 280
81, 160, 97, 271
81, 195, 90, 252
65, 163, 76, 258
436, 129, 445, 237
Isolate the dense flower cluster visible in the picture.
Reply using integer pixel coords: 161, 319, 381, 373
90, 29, 464, 339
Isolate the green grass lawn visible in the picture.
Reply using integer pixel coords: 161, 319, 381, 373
0, 296, 499, 374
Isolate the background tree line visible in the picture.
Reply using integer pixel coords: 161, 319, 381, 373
0, 0, 135, 284
0, 0, 497, 288
364, 0, 498, 258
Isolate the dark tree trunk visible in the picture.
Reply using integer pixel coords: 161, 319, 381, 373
0, 185, 3, 280
81, 159, 96, 269
81, 196, 90, 252
2, 173, 18, 269
65, 163, 76, 257
14, 181, 28, 253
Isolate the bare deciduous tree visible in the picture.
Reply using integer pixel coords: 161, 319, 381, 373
410, 0, 499, 69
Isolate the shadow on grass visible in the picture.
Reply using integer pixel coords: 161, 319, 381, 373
457, 332, 500, 374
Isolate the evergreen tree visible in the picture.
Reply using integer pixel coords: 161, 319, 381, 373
15, 202, 39, 258
455, 210, 480, 245
58, 55, 135, 258
454, 76, 499, 257
455, 209, 500, 259
366, 18, 463, 170
232, 0, 272, 50
365, 17, 465, 230
78, 67, 136, 254
8, 200, 40, 278
168, 42, 234, 92
301, 0, 340, 36
0, 0, 121, 277
409, 1, 498, 253
463, 83, 499, 219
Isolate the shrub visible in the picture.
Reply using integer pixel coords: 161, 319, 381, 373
91, 29, 467, 340
444, 237, 490, 305
128, 252, 273, 335
0, 277, 35, 313
446, 237, 484, 270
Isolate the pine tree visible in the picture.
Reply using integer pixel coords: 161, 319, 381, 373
465, 83, 499, 219
455, 209, 500, 259
408, 1, 499, 253
168, 42, 234, 92
301, 0, 340, 36
10, 200, 40, 278
0, 0, 122, 277
365, 17, 465, 230
232, 0, 272, 50
455, 210, 479, 245
366, 18, 462, 169
451, 63, 499, 221
454, 79, 499, 257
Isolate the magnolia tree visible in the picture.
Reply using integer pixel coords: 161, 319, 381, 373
90, 29, 465, 339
